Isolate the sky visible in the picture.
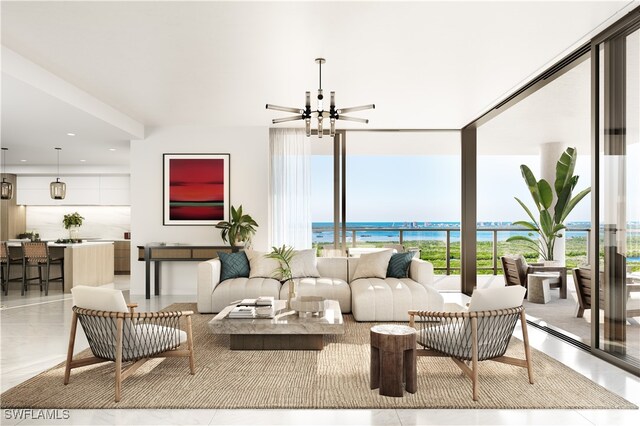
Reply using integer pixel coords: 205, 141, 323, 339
311, 152, 601, 224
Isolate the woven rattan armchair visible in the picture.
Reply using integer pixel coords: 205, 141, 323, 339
64, 286, 195, 402
408, 286, 534, 401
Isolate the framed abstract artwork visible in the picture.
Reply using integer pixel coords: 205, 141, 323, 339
163, 153, 230, 225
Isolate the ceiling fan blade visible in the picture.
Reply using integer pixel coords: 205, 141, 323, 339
305, 118, 311, 136
272, 115, 303, 124
338, 104, 375, 114
266, 104, 303, 114
330, 118, 336, 137
305, 92, 310, 109
337, 115, 368, 124
330, 91, 335, 109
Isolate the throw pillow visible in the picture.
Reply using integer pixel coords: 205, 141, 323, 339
218, 251, 250, 282
386, 251, 414, 278
245, 249, 283, 280
290, 249, 321, 278
467, 286, 526, 312
352, 250, 394, 280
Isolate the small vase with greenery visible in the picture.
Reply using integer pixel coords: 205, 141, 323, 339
214, 205, 258, 248
63, 212, 84, 241
507, 147, 590, 262
266, 245, 295, 308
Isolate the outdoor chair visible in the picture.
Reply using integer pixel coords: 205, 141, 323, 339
1, 242, 22, 295
501, 255, 567, 299
64, 286, 195, 402
21, 241, 64, 296
409, 285, 534, 401
572, 267, 640, 319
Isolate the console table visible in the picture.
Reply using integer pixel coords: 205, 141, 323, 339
138, 244, 231, 299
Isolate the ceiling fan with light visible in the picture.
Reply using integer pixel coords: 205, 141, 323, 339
266, 58, 375, 138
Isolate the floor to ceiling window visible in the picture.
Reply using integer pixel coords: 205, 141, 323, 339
594, 23, 640, 370
311, 130, 462, 289
345, 131, 461, 289
476, 56, 594, 345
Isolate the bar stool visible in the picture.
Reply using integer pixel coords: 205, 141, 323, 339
1, 242, 22, 295
21, 242, 64, 296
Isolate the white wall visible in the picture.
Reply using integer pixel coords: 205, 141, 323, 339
26, 206, 130, 240
130, 126, 270, 296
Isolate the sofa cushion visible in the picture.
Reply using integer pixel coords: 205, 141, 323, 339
351, 277, 443, 321
352, 250, 393, 280
210, 277, 281, 313
245, 249, 282, 280
290, 249, 320, 278
280, 277, 351, 313
386, 252, 414, 278
218, 251, 250, 282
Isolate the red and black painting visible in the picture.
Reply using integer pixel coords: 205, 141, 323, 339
163, 154, 229, 225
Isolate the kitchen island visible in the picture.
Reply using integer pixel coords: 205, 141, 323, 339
8, 241, 114, 293
53, 241, 114, 292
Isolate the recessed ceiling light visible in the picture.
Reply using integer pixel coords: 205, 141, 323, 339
67, 133, 76, 136
20, 159, 27, 162
108, 148, 116, 152
80, 159, 86, 162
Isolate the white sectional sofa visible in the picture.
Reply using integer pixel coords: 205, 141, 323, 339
197, 254, 443, 321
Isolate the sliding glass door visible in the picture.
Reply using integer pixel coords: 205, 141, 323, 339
593, 24, 640, 370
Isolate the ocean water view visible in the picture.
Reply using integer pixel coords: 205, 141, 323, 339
311, 221, 592, 244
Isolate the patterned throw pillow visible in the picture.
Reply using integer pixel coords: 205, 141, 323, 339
386, 252, 414, 278
218, 251, 250, 282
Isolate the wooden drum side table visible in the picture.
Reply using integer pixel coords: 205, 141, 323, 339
370, 324, 417, 397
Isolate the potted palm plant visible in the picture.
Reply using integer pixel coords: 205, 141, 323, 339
507, 147, 590, 262
266, 245, 295, 307
215, 205, 258, 249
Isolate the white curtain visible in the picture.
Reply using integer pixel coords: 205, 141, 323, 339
269, 128, 312, 249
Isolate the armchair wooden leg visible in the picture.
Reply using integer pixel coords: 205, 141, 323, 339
63, 312, 78, 385
471, 317, 479, 401
115, 318, 123, 402
186, 315, 195, 375
520, 310, 534, 384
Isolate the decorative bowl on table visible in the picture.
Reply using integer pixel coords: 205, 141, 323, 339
290, 296, 326, 318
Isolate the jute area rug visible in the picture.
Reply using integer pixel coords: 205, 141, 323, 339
1, 303, 636, 409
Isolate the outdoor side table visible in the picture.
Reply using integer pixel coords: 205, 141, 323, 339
528, 273, 559, 304
370, 324, 417, 397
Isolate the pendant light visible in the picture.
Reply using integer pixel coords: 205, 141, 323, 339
266, 58, 375, 138
50, 147, 66, 200
1, 147, 14, 200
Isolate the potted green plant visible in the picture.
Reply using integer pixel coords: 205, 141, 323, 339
214, 205, 258, 248
266, 245, 296, 307
63, 212, 84, 241
507, 147, 590, 262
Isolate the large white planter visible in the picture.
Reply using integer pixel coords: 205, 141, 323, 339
68, 225, 80, 240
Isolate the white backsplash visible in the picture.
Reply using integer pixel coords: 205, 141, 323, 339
26, 206, 131, 240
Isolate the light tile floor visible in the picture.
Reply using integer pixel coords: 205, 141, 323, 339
1, 276, 638, 425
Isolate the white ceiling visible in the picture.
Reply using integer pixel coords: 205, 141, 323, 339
1, 1, 637, 169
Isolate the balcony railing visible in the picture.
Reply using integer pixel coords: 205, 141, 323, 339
313, 226, 594, 275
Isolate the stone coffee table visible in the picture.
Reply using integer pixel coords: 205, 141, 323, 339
208, 299, 344, 350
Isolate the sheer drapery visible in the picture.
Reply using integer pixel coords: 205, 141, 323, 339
269, 128, 312, 249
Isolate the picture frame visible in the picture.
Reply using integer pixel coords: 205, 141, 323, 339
163, 153, 230, 225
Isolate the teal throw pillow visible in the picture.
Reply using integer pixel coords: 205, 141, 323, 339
386, 252, 414, 278
218, 251, 250, 281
